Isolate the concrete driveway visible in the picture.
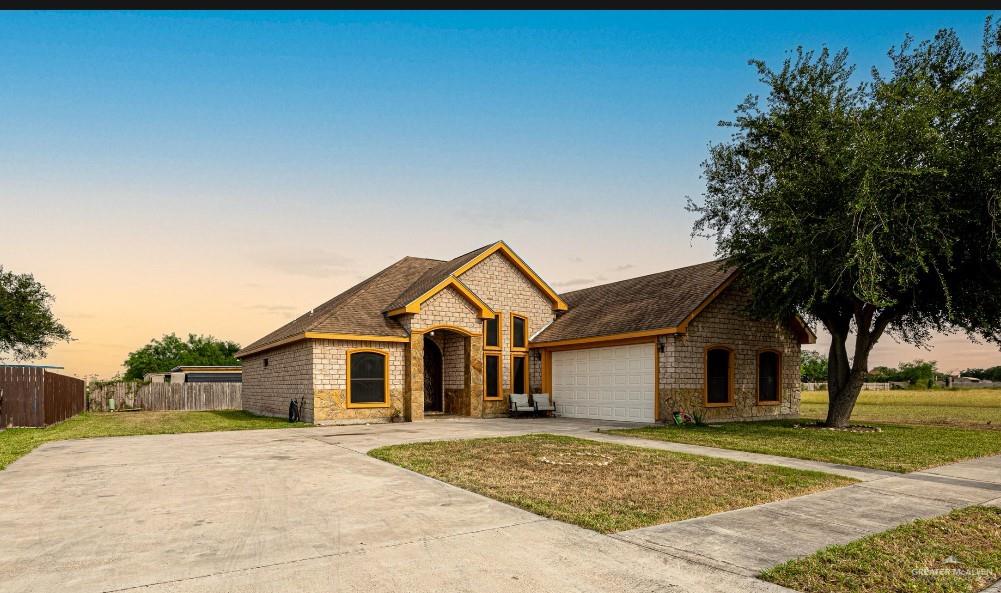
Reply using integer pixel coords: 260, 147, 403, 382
0, 418, 785, 593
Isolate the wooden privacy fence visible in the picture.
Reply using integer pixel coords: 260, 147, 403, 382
88, 382, 242, 412
0, 366, 85, 428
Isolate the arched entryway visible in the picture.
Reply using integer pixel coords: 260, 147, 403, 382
416, 326, 475, 417
423, 335, 443, 412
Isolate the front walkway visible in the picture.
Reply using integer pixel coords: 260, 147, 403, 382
605, 439, 1001, 576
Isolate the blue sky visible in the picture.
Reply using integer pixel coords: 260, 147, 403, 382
1, 11, 997, 376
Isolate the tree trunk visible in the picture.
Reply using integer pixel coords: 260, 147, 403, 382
820, 304, 893, 428
825, 369, 867, 427
823, 328, 852, 427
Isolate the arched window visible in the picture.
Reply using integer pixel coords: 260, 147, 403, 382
705, 347, 733, 406
758, 350, 781, 404
347, 350, 389, 408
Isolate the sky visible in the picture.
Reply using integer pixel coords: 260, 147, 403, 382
2, 10, 999, 379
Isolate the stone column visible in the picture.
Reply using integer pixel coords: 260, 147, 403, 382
467, 335, 483, 418
407, 335, 425, 421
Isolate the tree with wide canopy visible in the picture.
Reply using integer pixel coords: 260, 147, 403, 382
689, 19, 1001, 426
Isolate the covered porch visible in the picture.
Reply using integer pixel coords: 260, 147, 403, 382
406, 325, 485, 421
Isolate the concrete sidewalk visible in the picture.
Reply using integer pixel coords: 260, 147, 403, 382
613, 453, 1001, 576
577, 430, 896, 481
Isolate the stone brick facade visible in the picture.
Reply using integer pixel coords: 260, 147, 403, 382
242, 339, 408, 425
312, 339, 407, 423
659, 287, 801, 422
442, 333, 465, 390
457, 251, 556, 415
241, 340, 314, 422
405, 286, 482, 334
241, 246, 799, 426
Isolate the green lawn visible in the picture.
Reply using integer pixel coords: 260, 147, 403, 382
0, 410, 306, 471
608, 421, 1001, 473
761, 506, 1001, 593
801, 389, 1001, 429
369, 434, 853, 533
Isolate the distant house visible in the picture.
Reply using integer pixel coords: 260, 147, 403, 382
144, 366, 242, 384
237, 240, 814, 425
946, 375, 994, 388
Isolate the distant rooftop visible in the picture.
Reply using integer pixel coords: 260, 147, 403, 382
168, 366, 242, 372
0, 364, 64, 369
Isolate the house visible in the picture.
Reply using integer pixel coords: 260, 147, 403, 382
236, 241, 814, 424
144, 366, 242, 384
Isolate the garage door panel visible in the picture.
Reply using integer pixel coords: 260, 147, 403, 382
552, 343, 655, 422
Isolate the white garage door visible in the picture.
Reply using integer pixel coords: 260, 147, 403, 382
552, 343, 656, 422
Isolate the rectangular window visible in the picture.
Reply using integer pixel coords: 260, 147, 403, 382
511, 354, 527, 394
758, 351, 780, 403
484, 314, 500, 349
511, 314, 527, 350
484, 354, 501, 399
706, 347, 732, 405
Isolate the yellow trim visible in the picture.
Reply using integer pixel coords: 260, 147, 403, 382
386, 277, 494, 319
510, 312, 529, 351
304, 332, 409, 343
413, 325, 481, 337
671, 270, 815, 345
756, 349, 782, 405
677, 273, 739, 333
483, 352, 502, 400
541, 349, 552, 394
511, 352, 528, 394
237, 332, 408, 357
531, 328, 678, 349
346, 348, 391, 409
704, 344, 735, 408
654, 340, 661, 421
451, 241, 568, 311
483, 313, 502, 350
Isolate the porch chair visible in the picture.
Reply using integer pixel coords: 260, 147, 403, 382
532, 393, 555, 417
509, 393, 536, 417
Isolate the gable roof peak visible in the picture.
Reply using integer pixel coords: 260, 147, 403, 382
384, 240, 567, 315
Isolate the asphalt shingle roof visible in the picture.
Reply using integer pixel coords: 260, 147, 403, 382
531, 260, 736, 344
236, 256, 442, 357
383, 243, 495, 312
237, 245, 740, 357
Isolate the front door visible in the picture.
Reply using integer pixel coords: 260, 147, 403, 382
423, 336, 443, 412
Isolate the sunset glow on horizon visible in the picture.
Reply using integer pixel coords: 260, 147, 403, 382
4, 11, 998, 378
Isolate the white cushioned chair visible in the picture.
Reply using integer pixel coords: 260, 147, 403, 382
532, 393, 555, 416
509, 393, 535, 417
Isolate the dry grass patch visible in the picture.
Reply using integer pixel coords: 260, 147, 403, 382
761, 506, 1001, 593
801, 389, 1001, 429
369, 434, 853, 533
610, 421, 1001, 473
